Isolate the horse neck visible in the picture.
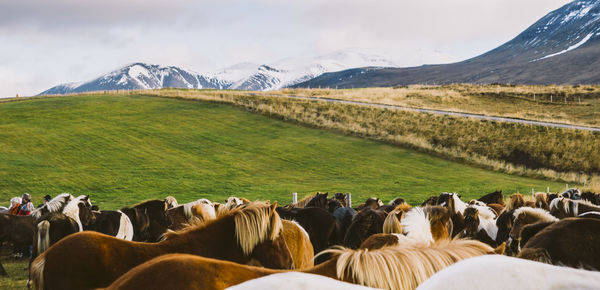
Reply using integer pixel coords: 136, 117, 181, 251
159, 218, 236, 256
302, 258, 338, 279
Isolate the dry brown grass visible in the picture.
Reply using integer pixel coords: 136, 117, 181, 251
281, 84, 600, 127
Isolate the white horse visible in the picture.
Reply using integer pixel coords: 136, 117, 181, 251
226, 272, 380, 290
418, 255, 600, 290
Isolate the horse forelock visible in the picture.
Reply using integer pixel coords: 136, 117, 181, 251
320, 239, 494, 290
233, 202, 282, 255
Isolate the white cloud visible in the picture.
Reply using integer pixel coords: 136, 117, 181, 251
0, 0, 572, 97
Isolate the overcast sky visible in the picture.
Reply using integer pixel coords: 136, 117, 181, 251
0, 0, 572, 97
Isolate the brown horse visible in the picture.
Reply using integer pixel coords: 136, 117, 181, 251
29, 202, 293, 290
281, 220, 314, 269
518, 218, 600, 270
0, 213, 34, 264
120, 198, 172, 242
106, 239, 501, 290
510, 207, 558, 245
477, 190, 504, 205
533, 192, 549, 210
462, 207, 497, 247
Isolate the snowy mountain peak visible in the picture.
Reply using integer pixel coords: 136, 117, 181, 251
40, 50, 400, 95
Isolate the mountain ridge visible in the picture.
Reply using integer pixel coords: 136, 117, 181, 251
293, 0, 600, 88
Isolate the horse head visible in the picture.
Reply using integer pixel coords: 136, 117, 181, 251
239, 202, 293, 269
463, 207, 480, 236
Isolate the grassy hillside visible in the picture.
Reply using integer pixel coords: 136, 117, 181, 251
0, 94, 566, 209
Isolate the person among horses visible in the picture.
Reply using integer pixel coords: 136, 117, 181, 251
17, 193, 34, 215
37, 194, 52, 208
8, 197, 22, 215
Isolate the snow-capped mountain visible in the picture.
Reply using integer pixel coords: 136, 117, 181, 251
40, 63, 229, 95
295, 0, 600, 88
39, 50, 398, 95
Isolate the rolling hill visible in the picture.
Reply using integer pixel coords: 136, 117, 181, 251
0, 94, 565, 209
294, 0, 600, 88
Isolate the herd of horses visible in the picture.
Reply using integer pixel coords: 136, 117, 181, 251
1, 189, 600, 289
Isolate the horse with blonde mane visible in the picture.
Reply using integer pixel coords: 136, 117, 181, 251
29, 202, 293, 290
106, 239, 502, 290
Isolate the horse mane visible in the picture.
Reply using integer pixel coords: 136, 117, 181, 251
514, 207, 558, 223
383, 207, 404, 234
319, 239, 495, 290
164, 202, 282, 255
32, 193, 73, 219
401, 207, 433, 244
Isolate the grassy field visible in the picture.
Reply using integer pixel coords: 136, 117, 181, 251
0, 92, 575, 289
0, 93, 567, 208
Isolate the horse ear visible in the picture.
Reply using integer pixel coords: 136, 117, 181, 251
270, 202, 277, 213
494, 242, 506, 255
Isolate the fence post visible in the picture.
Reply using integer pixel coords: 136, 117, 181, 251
292, 192, 298, 204
547, 186, 550, 193
346, 193, 352, 208
566, 184, 569, 191
532, 188, 535, 195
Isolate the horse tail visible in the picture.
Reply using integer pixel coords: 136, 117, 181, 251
29, 253, 46, 290
36, 221, 51, 255
517, 247, 552, 264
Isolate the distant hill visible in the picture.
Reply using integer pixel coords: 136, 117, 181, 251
293, 0, 600, 88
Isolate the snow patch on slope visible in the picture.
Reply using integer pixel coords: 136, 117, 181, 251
533, 32, 595, 61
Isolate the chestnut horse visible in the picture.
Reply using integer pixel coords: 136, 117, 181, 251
281, 220, 314, 269
106, 239, 500, 290
29, 202, 293, 290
